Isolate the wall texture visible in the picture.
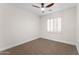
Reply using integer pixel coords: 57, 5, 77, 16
40, 7, 76, 45
0, 4, 40, 51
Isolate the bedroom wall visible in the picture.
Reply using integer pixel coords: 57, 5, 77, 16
0, 4, 40, 51
40, 7, 76, 45
76, 4, 79, 53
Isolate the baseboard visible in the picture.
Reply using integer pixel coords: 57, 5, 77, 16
0, 36, 39, 51
41, 37, 76, 46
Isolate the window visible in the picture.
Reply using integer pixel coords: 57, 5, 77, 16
47, 17, 61, 32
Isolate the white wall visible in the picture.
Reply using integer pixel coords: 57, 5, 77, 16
40, 7, 76, 45
0, 4, 40, 51
76, 4, 79, 53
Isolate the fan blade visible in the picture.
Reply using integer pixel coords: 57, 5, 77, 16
46, 3, 54, 8
32, 5, 40, 8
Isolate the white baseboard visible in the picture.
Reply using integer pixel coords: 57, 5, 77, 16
41, 37, 76, 46
0, 36, 39, 51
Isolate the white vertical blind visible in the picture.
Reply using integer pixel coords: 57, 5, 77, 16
51, 19, 53, 32
54, 18, 57, 32
47, 19, 51, 32
58, 17, 61, 32
47, 17, 61, 32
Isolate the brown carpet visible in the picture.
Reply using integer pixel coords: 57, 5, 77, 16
2, 38, 78, 55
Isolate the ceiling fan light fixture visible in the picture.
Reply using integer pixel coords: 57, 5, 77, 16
32, 3, 54, 13
41, 7, 45, 11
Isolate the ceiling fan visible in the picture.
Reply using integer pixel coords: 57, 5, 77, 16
32, 3, 54, 13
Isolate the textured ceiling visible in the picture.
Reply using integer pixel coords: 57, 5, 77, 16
10, 3, 77, 16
